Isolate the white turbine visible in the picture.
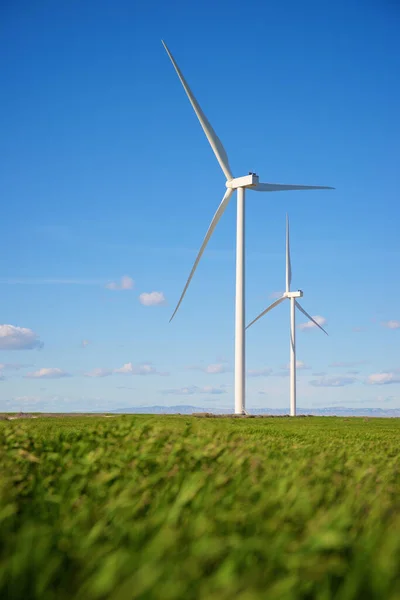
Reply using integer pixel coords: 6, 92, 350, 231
162, 40, 334, 415
246, 215, 328, 416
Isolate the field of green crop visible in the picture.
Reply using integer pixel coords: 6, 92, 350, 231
0, 415, 399, 599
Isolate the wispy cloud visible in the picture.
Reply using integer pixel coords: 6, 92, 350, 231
84, 362, 169, 378
84, 368, 113, 378
329, 360, 367, 368
81, 339, 90, 348
105, 276, 134, 291
298, 316, 327, 331
366, 372, 400, 385
161, 385, 227, 396
0, 325, 43, 351
0, 278, 105, 285
139, 292, 166, 306
186, 362, 230, 374
269, 361, 310, 378
0, 363, 30, 371
25, 368, 71, 379
114, 362, 169, 376
116, 386, 136, 390
375, 395, 400, 403
381, 320, 400, 330
284, 360, 311, 370
247, 368, 273, 377
9, 395, 42, 405
310, 375, 358, 387
120, 245, 282, 263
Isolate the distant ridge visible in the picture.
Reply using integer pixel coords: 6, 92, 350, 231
110, 405, 400, 417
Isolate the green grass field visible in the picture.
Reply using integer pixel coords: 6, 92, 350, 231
0, 415, 399, 599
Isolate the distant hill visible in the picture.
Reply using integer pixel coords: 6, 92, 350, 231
111, 405, 400, 417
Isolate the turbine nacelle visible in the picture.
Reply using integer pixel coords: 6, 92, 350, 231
285, 290, 303, 299
226, 174, 259, 189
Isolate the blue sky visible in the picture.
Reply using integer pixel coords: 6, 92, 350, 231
1, 0, 400, 413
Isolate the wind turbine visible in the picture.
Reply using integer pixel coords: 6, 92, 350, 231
162, 40, 334, 415
246, 215, 328, 416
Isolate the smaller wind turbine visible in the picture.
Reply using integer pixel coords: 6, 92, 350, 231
246, 215, 328, 416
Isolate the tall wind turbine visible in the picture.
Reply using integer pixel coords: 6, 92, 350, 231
246, 215, 328, 416
162, 41, 334, 415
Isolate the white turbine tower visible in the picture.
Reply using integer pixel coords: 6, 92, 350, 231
246, 215, 328, 416
162, 41, 334, 415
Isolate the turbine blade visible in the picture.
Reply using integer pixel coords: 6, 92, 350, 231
286, 214, 292, 293
169, 187, 234, 322
252, 183, 335, 192
295, 301, 329, 335
246, 296, 286, 330
162, 41, 233, 181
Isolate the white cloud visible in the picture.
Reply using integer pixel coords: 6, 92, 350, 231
298, 316, 327, 331
84, 368, 112, 378
105, 275, 134, 291
366, 372, 400, 385
139, 291, 166, 306
247, 368, 273, 377
381, 320, 400, 330
114, 362, 169, 376
25, 368, 71, 379
161, 385, 227, 396
310, 375, 357, 387
0, 325, 43, 350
